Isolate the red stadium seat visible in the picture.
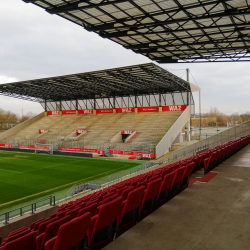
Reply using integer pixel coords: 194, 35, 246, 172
65, 206, 82, 219
36, 217, 59, 236
170, 166, 186, 197
136, 180, 148, 190
0, 232, 36, 250
78, 203, 98, 217
8, 227, 27, 237
116, 186, 145, 237
100, 194, 119, 206
36, 216, 71, 250
139, 178, 162, 220
181, 162, 195, 190
31, 218, 46, 230
2, 229, 31, 246
44, 213, 91, 250
88, 197, 123, 250
156, 171, 175, 207
121, 186, 134, 200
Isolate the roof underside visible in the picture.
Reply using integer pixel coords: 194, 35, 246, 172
0, 63, 190, 102
23, 0, 250, 63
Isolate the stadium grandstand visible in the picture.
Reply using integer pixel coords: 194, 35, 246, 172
1, 0, 250, 250
0, 63, 197, 159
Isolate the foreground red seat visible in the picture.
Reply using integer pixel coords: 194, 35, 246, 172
36, 217, 59, 236
0, 232, 36, 250
139, 178, 162, 220
87, 197, 123, 250
78, 203, 98, 217
36, 215, 72, 250
156, 171, 175, 207
44, 213, 91, 250
181, 162, 195, 190
170, 166, 186, 197
8, 227, 27, 237
2, 229, 31, 246
116, 186, 145, 237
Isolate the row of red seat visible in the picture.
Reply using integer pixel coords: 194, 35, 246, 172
1, 135, 249, 250
0, 160, 197, 250
204, 135, 250, 174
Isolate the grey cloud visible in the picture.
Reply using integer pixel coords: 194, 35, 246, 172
0, 0, 250, 115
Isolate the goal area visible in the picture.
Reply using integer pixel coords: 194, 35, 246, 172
35, 143, 53, 154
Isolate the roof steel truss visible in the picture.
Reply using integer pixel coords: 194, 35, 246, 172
0, 63, 190, 102
22, 0, 250, 63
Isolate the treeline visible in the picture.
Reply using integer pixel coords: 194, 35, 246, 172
192, 108, 250, 127
0, 109, 36, 131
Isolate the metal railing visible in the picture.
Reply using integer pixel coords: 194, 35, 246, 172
155, 105, 191, 159
172, 120, 250, 158
62, 161, 159, 203
0, 196, 55, 224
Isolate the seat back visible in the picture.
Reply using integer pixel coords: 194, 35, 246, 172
65, 207, 81, 219
46, 213, 91, 250
117, 187, 145, 236
149, 175, 160, 182
3, 232, 36, 250
34, 218, 51, 231
121, 186, 134, 200
90, 197, 123, 249
136, 180, 148, 190
171, 166, 187, 195
100, 194, 119, 206
30, 218, 45, 230
157, 171, 175, 203
37, 216, 71, 250
3, 229, 31, 245
78, 203, 98, 217
37, 217, 59, 236
181, 162, 195, 187
8, 227, 27, 237
139, 178, 162, 217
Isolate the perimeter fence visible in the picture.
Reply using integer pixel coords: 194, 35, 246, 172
172, 120, 250, 159
0, 196, 55, 224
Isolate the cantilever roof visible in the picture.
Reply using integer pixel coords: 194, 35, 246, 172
0, 63, 190, 102
22, 0, 250, 63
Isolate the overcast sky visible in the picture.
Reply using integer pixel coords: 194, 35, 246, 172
0, 0, 250, 115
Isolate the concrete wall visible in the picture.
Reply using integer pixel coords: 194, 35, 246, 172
0, 112, 45, 141
0, 205, 58, 244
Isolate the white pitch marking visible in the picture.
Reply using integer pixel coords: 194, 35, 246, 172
22, 159, 83, 173
0, 168, 22, 173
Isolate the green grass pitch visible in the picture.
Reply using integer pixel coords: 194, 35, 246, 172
0, 151, 141, 211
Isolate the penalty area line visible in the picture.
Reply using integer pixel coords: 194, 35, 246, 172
0, 168, 22, 173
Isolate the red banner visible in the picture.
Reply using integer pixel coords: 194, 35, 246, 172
162, 105, 187, 112
62, 110, 76, 115
36, 145, 52, 150
78, 109, 94, 114
39, 129, 48, 133
96, 108, 113, 114
109, 150, 155, 158
0, 144, 13, 148
116, 107, 135, 113
48, 110, 60, 116
76, 130, 86, 134
18, 145, 35, 149
137, 106, 159, 113
121, 130, 134, 134
58, 147, 104, 155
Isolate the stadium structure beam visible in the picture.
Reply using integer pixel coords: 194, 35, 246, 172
22, 0, 250, 63
0, 63, 190, 103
